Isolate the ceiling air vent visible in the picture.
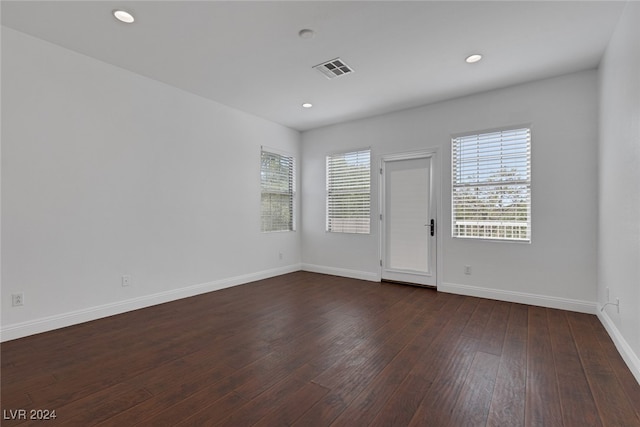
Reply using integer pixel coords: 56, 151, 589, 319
313, 58, 354, 80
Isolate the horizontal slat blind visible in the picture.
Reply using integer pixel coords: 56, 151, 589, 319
452, 128, 531, 241
261, 149, 294, 232
327, 149, 371, 234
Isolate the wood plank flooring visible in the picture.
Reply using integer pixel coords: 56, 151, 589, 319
1, 271, 639, 426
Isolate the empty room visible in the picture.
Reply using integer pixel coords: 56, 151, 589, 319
1, 1, 639, 426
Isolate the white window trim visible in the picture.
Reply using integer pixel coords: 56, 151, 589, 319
326, 148, 372, 234
451, 126, 532, 243
261, 147, 296, 233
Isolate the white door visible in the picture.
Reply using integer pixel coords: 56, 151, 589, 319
381, 153, 437, 286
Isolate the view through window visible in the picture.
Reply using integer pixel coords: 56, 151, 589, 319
452, 128, 531, 242
326, 149, 371, 234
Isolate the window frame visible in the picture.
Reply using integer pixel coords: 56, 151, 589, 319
326, 148, 372, 234
260, 147, 295, 233
451, 126, 532, 243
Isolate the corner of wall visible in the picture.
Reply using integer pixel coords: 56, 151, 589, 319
596, 0, 640, 385
598, 310, 640, 384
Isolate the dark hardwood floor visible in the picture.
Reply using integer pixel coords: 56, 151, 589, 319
2, 271, 639, 426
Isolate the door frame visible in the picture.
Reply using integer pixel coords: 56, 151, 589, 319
379, 148, 442, 288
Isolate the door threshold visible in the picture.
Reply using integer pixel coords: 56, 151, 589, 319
381, 279, 436, 290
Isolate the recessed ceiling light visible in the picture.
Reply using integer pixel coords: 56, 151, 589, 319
298, 29, 315, 39
465, 54, 483, 64
302, 103, 313, 108
113, 10, 135, 24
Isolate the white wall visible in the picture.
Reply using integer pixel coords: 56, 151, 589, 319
598, 1, 640, 382
302, 70, 599, 313
1, 27, 301, 340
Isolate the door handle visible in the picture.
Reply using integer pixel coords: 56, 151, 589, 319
430, 219, 435, 236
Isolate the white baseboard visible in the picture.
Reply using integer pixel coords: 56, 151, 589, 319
439, 282, 597, 314
0, 264, 302, 342
597, 310, 640, 385
301, 263, 380, 282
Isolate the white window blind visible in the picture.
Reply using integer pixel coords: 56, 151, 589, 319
327, 149, 371, 234
261, 149, 294, 232
452, 128, 531, 242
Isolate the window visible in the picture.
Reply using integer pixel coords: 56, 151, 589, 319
261, 149, 294, 232
326, 149, 371, 234
452, 128, 531, 242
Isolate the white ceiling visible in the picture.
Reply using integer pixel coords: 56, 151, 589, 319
1, 1, 626, 131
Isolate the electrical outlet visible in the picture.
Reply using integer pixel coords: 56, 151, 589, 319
121, 275, 132, 287
464, 265, 472, 275
12, 293, 24, 307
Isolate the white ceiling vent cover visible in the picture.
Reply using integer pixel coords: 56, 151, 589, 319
313, 58, 354, 79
